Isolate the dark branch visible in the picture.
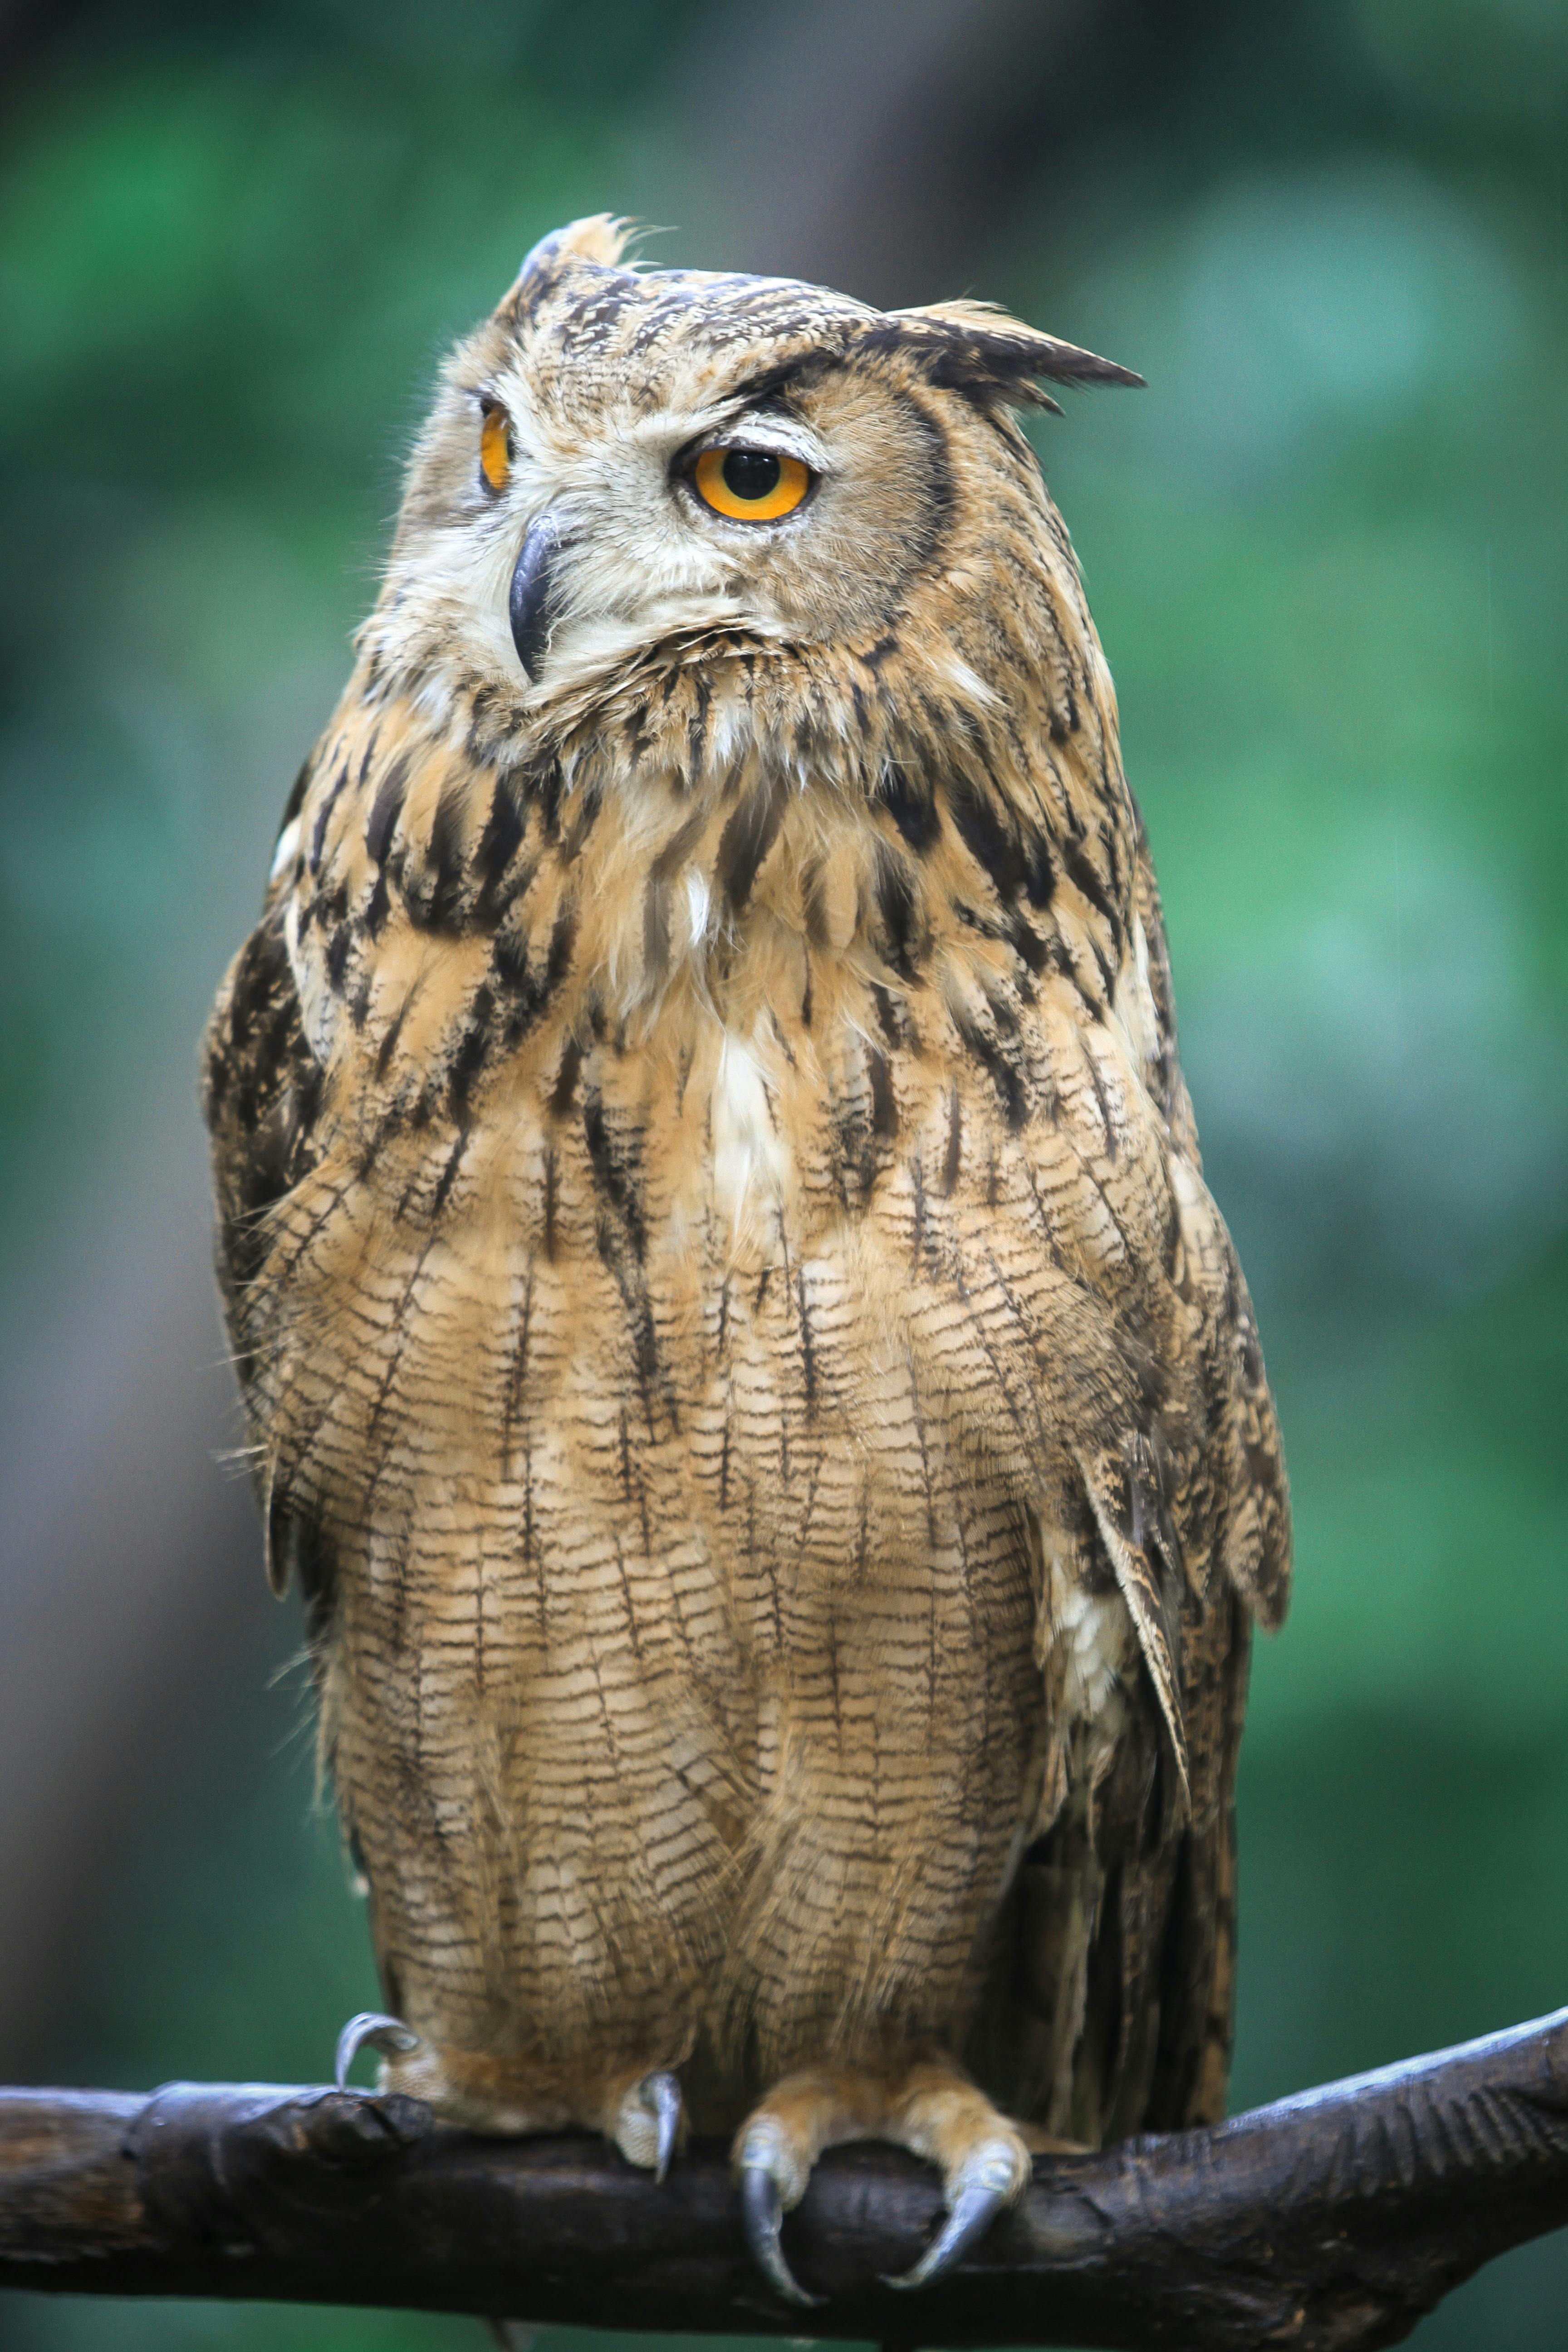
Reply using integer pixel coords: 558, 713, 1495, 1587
4, 2010, 1567, 2347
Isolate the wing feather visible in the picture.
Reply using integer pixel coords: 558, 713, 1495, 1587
966, 813, 1289, 2140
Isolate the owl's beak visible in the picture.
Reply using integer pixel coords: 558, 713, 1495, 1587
509, 508, 567, 679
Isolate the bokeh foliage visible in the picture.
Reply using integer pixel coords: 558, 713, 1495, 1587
1, 1, 1564, 2346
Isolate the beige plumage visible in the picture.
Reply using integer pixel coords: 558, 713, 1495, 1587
203, 216, 1289, 2296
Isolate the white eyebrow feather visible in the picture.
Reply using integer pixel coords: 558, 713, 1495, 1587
691, 408, 833, 477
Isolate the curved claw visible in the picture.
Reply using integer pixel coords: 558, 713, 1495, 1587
333, 2009, 421, 2091
740, 2162, 824, 2309
644, 2069, 683, 2183
883, 2178, 1009, 2292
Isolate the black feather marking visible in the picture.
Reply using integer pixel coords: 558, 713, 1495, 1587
954, 1001, 1029, 1131
309, 763, 349, 874
545, 902, 576, 988
549, 1038, 582, 1117
947, 769, 1026, 901
583, 1090, 647, 1262
870, 982, 902, 1046
362, 870, 390, 940
561, 773, 603, 861
531, 760, 564, 839
432, 1125, 469, 1216
796, 1267, 818, 1414
1023, 832, 1056, 910
364, 753, 412, 868
492, 902, 576, 1046
942, 1084, 963, 1194
1005, 911, 1049, 975
874, 844, 924, 979
474, 775, 525, 900
687, 671, 712, 773
541, 1142, 559, 1261
407, 782, 468, 931
501, 1257, 534, 1471
447, 985, 495, 1118
802, 864, 831, 949
868, 1046, 897, 1141
597, 1215, 677, 1442
878, 765, 942, 853
715, 772, 785, 910
375, 990, 413, 1081
222, 920, 288, 1052
1062, 832, 1122, 944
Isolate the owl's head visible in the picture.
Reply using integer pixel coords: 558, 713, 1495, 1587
363, 217, 1138, 757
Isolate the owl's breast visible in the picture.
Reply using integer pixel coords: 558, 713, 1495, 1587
254, 703, 1193, 1773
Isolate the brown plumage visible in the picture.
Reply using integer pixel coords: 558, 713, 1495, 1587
202, 217, 1289, 2294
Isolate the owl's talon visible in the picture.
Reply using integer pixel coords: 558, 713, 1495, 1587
333, 2009, 421, 2091
882, 2179, 1005, 2289
883, 2139, 1021, 2291
612, 2068, 686, 2179
740, 2161, 824, 2308
647, 2070, 683, 2182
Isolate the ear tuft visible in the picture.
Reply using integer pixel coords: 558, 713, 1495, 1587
887, 298, 1143, 412
505, 214, 637, 316
549, 213, 635, 269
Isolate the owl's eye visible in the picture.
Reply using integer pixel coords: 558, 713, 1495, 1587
691, 446, 812, 522
480, 404, 512, 495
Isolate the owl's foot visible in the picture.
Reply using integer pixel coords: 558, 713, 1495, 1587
879, 2103, 1028, 2292
333, 2014, 685, 2178
733, 2056, 1031, 2303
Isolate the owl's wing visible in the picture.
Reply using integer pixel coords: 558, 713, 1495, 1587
201, 795, 334, 1619
956, 812, 1289, 2146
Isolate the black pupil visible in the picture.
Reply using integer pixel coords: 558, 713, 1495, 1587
721, 448, 782, 502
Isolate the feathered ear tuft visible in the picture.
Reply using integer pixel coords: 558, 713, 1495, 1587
524, 212, 633, 273
885, 299, 1143, 413
505, 214, 637, 317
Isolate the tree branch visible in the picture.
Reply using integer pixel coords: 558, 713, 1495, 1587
3, 2010, 1567, 2347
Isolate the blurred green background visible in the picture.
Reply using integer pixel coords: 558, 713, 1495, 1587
0, 0, 1564, 2346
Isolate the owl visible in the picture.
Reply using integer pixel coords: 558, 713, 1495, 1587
202, 216, 1289, 2303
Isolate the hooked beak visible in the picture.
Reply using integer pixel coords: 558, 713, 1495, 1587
509, 509, 567, 679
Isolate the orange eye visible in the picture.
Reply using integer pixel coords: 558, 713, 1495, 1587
480, 404, 512, 494
692, 445, 811, 522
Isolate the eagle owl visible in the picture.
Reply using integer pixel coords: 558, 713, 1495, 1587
203, 216, 1289, 2300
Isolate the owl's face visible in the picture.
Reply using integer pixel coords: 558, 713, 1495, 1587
365, 217, 1136, 748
